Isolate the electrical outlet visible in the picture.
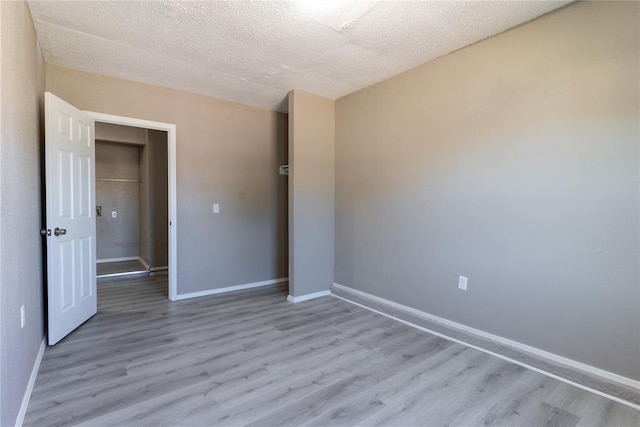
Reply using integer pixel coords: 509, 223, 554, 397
212, 203, 220, 214
20, 305, 25, 328
458, 276, 468, 291
111, 211, 117, 218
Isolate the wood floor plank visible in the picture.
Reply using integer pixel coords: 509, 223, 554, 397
24, 275, 640, 426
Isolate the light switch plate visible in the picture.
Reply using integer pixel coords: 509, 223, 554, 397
111, 211, 117, 218
458, 276, 468, 291
213, 203, 220, 214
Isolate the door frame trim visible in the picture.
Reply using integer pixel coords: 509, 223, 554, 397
86, 111, 178, 301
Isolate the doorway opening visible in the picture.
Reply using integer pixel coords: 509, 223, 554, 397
86, 112, 177, 301
94, 124, 167, 278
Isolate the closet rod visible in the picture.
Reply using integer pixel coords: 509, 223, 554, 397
96, 178, 142, 183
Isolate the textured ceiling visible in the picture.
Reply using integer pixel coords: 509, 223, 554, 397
28, 1, 570, 112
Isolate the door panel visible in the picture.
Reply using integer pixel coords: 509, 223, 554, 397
79, 236, 92, 299
45, 92, 97, 345
59, 240, 75, 311
78, 155, 91, 218
57, 149, 73, 219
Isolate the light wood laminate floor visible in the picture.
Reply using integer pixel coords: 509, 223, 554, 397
25, 275, 639, 426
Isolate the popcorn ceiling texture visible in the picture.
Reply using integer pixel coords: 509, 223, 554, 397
27, 1, 569, 112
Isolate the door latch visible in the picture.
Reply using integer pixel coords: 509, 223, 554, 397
40, 229, 51, 237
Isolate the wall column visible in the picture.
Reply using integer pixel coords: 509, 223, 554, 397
287, 90, 335, 300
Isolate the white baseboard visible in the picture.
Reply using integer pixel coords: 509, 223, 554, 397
96, 256, 139, 264
287, 290, 330, 303
174, 277, 288, 301
15, 336, 46, 427
332, 283, 640, 411
138, 257, 150, 270
97, 270, 148, 279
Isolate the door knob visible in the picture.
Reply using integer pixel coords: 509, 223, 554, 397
54, 227, 67, 236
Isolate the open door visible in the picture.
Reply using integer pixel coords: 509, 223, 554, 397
44, 92, 97, 345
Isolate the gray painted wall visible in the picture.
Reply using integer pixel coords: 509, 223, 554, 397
288, 90, 335, 297
46, 65, 289, 294
139, 130, 168, 268
149, 130, 168, 268
0, 1, 46, 425
139, 134, 151, 265
95, 141, 141, 260
335, 1, 640, 380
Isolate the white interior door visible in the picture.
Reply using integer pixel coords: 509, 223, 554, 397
45, 92, 97, 345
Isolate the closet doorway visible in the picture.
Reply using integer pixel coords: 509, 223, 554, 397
87, 112, 177, 300
94, 124, 166, 274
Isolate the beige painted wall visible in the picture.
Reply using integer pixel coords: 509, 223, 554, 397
335, 1, 639, 380
288, 90, 335, 297
46, 65, 288, 294
0, 1, 46, 425
96, 122, 147, 145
